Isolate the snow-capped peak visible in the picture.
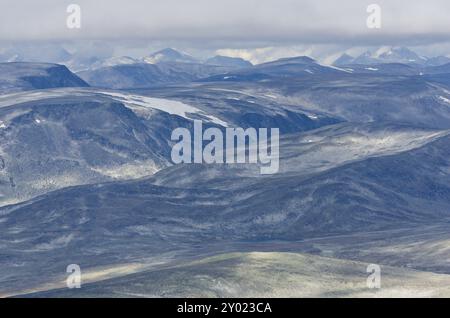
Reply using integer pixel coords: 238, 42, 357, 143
142, 48, 197, 64
373, 46, 392, 58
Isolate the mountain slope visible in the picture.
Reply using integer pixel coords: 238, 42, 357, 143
203, 56, 353, 82
0, 84, 342, 206
205, 55, 252, 68
19, 252, 450, 298
0, 63, 88, 93
259, 74, 450, 129
77, 62, 231, 89
351, 47, 426, 65
333, 53, 354, 66
1, 124, 449, 295
0, 88, 211, 206
142, 48, 197, 64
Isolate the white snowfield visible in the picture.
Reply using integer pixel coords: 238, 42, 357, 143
0, 88, 229, 127
439, 95, 450, 105
323, 64, 354, 73
99, 91, 229, 127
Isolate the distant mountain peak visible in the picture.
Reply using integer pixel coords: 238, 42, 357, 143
333, 53, 354, 66
205, 55, 252, 68
143, 48, 197, 64
352, 46, 427, 65
377, 47, 425, 62
95, 56, 137, 69
259, 55, 316, 67
0, 62, 88, 93
373, 46, 393, 58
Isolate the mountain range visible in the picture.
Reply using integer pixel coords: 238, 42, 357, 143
1, 45, 450, 297
334, 47, 450, 66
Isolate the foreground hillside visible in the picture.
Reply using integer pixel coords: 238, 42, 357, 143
1, 125, 449, 296
20, 252, 450, 298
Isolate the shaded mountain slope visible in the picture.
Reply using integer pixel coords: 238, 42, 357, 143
0, 63, 88, 93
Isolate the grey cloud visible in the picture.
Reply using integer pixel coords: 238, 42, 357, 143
0, 0, 449, 46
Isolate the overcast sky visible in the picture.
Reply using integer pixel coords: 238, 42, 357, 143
1, 0, 450, 62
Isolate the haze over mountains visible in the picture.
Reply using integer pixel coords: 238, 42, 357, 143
1, 44, 450, 297
333, 46, 450, 66
3, 44, 450, 71
65, 47, 450, 91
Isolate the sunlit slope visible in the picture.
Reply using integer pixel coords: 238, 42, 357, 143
22, 252, 450, 298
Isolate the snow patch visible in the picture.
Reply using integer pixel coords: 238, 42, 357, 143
91, 160, 160, 179
100, 91, 228, 127
438, 96, 450, 104
324, 65, 353, 73
33, 234, 75, 251
374, 46, 392, 58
